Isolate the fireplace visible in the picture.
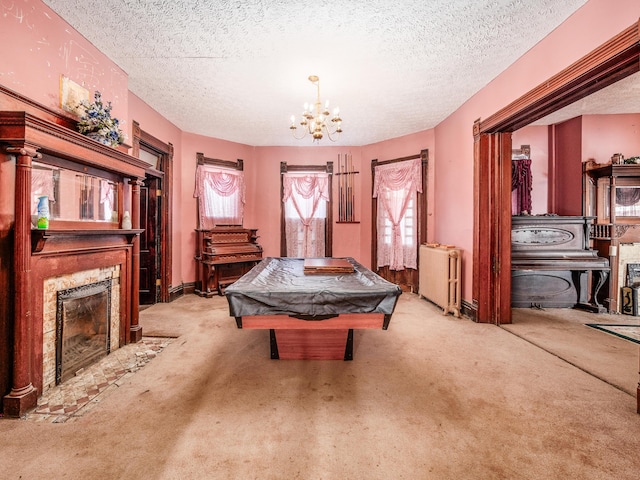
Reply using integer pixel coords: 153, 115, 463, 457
56, 279, 112, 384
0, 86, 147, 417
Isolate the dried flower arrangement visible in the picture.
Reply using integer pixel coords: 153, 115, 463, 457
77, 91, 126, 147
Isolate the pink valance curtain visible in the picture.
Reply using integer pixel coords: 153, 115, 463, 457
283, 173, 329, 257
194, 164, 245, 229
511, 159, 532, 215
373, 158, 422, 270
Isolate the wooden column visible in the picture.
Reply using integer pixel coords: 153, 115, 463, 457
129, 178, 143, 343
3, 145, 40, 417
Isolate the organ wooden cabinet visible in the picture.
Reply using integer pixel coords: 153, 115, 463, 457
195, 226, 263, 297
583, 161, 640, 312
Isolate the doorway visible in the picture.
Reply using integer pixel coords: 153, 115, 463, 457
139, 172, 161, 305
473, 22, 640, 325
131, 121, 173, 305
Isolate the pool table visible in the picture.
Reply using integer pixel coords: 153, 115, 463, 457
225, 257, 402, 360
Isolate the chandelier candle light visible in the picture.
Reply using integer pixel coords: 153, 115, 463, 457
290, 75, 342, 142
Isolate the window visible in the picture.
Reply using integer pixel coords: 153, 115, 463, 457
379, 195, 415, 249
373, 158, 422, 270
194, 163, 245, 229
282, 172, 329, 257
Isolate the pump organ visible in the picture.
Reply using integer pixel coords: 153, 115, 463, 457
195, 226, 263, 296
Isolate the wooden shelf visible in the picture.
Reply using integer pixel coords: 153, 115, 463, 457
31, 228, 143, 253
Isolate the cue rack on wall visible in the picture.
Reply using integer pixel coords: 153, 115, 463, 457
336, 153, 359, 223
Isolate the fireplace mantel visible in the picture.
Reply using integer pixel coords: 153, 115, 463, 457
0, 85, 148, 417
31, 229, 144, 253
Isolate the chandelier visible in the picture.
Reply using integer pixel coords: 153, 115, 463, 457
290, 75, 342, 142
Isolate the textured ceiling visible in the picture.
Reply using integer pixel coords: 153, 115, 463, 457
532, 71, 640, 126
42, 0, 593, 146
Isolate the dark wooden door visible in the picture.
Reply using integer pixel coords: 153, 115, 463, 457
139, 174, 161, 305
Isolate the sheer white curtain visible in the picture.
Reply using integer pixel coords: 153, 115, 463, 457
282, 172, 329, 257
373, 158, 422, 270
194, 164, 245, 229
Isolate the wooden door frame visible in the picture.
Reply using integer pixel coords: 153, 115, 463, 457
131, 121, 173, 303
474, 20, 639, 326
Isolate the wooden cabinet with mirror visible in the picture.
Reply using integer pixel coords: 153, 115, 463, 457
583, 161, 640, 312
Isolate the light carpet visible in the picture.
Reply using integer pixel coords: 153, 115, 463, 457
0, 293, 639, 479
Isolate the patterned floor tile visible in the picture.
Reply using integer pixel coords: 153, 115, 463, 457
22, 337, 172, 423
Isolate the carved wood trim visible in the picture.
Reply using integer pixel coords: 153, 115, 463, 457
31, 229, 143, 253
0, 111, 148, 178
197, 152, 244, 170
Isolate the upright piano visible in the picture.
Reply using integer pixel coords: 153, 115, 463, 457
195, 226, 263, 297
511, 215, 609, 312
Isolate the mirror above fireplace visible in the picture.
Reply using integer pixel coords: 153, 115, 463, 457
32, 158, 120, 225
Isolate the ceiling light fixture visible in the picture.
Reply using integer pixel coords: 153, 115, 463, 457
290, 75, 342, 142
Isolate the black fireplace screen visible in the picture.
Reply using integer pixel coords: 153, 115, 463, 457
56, 279, 111, 384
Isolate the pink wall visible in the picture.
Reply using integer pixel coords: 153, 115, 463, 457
432, 0, 640, 302
250, 129, 436, 269
175, 129, 435, 281
512, 114, 640, 218
249, 146, 354, 261
512, 126, 549, 214
582, 113, 640, 164
0, 1, 128, 132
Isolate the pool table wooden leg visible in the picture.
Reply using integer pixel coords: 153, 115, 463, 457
344, 329, 354, 360
269, 329, 279, 359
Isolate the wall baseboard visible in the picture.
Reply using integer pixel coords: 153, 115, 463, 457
461, 299, 477, 322
168, 282, 196, 302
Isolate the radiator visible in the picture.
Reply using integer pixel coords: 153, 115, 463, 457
419, 244, 461, 317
